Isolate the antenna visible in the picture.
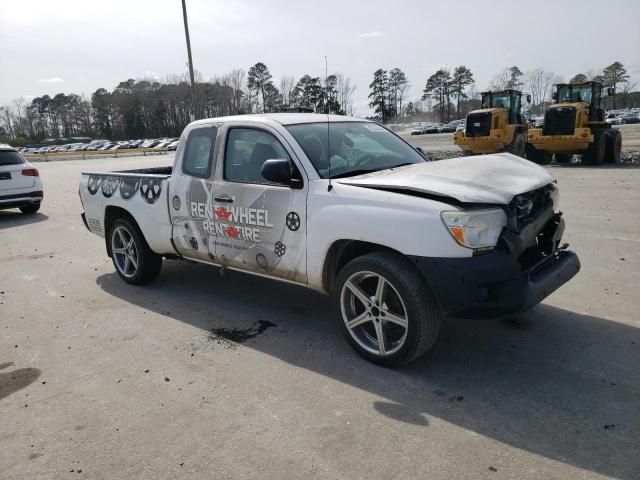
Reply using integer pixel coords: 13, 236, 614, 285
326, 55, 333, 192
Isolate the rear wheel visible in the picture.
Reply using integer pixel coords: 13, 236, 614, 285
505, 133, 526, 157
554, 153, 572, 164
19, 203, 40, 214
604, 129, 622, 163
334, 252, 441, 367
582, 130, 606, 165
527, 147, 551, 165
110, 217, 162, 285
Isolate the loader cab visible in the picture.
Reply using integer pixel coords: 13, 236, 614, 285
481, 90, 526, 125
552, 81, 604, 122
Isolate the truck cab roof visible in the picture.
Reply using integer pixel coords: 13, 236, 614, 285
189, 113, 367, 127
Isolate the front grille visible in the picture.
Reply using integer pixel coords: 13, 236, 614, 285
542, 107, 576, 135
465, 112, 491, 137
511, 184, 555, 226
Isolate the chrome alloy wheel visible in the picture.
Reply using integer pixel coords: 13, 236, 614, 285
340, 271, 409, 356
111, 225, 139, 278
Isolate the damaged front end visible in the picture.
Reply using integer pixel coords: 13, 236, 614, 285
411, 183, 580, 318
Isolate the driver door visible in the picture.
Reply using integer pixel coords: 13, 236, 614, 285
211, 125, 308, 284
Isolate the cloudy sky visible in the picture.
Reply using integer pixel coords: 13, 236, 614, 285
1, 0, 639, 115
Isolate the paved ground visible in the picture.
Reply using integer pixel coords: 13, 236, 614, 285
398, 123, 640, 152
1, 155, 639, 479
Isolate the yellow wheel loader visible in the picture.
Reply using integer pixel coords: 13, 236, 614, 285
527, 81, 621, 165
453, 89, 530, 157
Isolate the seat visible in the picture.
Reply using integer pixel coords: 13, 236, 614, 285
301, 136, 327, 170
248, 143, 277, 183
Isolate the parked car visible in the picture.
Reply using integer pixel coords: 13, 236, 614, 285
410, 124, 433, 135
455, 122, 466, 132
79, 113, 580, 367
531, 116, 544, 128
620, 112, 640, 124
427, 124, 442, 133
0, 146, 43, 214
439, 123, 457, 133
167, 140, 179, 151
605, 113, 622, 125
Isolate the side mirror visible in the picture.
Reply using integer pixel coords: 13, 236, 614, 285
526, 94, 532, 103
261, 158, 302, 188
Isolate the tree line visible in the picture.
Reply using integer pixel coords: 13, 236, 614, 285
0, 62, 356, 144
369, 61, 636, 124
0, 60, 636, 145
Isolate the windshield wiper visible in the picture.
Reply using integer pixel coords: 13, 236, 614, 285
329, 164, 416, 180
329, 169, 379, 179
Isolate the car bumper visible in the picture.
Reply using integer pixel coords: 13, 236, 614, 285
410, 249, 580, 319
0, 190, 43, 210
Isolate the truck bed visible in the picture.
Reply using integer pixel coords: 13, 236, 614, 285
79, 166, 175, 255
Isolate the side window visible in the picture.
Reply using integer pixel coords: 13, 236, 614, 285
182, 127, 217, 178
224, 128, 290, 185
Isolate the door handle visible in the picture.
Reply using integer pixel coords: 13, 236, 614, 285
214, 195, 233, 203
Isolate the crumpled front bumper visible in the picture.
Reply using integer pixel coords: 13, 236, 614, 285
409, 211, 580, 319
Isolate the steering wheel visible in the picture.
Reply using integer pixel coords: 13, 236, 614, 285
354, 154, 374, 168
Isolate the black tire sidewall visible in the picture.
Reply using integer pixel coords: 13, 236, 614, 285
333, 252, 440, 367
110, 217, 161, 285
19, 203, 40, 214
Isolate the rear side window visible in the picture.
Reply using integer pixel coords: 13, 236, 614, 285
182, 127, 217, 178
0, 151, 26, 166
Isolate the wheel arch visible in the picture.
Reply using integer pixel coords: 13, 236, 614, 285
322, 240, 424, 293
104, 206, 142, 258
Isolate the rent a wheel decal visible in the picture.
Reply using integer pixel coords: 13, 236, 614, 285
286, 211, 300, 231
139, 178, 162, 204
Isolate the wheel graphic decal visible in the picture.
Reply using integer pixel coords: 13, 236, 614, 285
101, 176, 120, 198
87, 175, 102, 195
139, 178, 162, 204
274, 241, 286, 257
286, 212, 300, 231
172, 195, 181, 210
256, 254, 268, 269
120, 177, 140, 200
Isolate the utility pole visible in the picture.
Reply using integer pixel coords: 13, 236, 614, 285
181, 0, 198, 121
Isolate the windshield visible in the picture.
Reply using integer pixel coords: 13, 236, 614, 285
482, 92, 512, 109
286, 121, 425, 179
557, 84, 593, 104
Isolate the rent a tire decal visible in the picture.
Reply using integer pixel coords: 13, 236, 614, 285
87, 175, 102, 195
120, 177, 141, 200
101, 176, 120, 198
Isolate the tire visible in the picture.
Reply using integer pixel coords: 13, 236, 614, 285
604, 129, 622, 163
334, 252, 441, 367
109, 217, 162, 285
527, 147, 551, 165
19, 203, 40, 214
505, 133, 526, 157
582, 130, 606, 166
554, 153, 572, 164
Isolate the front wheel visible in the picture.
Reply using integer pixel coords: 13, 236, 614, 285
110, 218, 162, 285
505, 133, 526, 157
604, 129, 622, 163
334, 252, 441, 367
526, 147, 551, 165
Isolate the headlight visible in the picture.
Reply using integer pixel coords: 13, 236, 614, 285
441, 208, 507, 249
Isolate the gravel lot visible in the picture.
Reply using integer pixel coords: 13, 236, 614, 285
1, 155, 639, 479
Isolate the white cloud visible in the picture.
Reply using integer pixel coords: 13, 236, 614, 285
38, 77, 64, 83
358, 31, 385, 39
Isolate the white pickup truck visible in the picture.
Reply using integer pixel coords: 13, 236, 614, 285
79, 113, 580, 366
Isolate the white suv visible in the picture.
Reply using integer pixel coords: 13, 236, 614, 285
0, 146, 43, 214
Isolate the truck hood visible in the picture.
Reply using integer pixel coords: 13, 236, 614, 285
337, 153, 554, 204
